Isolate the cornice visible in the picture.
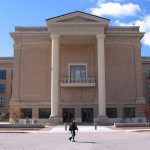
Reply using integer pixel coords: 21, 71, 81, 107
10, 32, 50, 40
105, 32, 144, 39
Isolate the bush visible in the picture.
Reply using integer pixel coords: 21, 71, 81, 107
142, 104, 150, 122
10, 109, 22, 123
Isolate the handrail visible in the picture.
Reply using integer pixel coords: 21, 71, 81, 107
60, 78, 96, 83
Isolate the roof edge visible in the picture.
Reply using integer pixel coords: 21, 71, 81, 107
46, 11, 110, 21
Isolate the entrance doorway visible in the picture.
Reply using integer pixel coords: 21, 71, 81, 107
81, 108, 93, 122
63, 108, 75, 122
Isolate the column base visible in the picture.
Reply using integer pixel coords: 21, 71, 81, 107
136, 97, 145, 104
97, 115, 108, 124
48, 116, 60, 125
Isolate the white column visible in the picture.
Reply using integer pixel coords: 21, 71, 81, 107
96, 34, 106, 117
50, 34, 60, 117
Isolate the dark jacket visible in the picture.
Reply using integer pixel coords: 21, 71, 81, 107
69, 122, 78, 131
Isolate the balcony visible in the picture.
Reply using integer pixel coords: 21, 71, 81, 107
60, 78, 96, 87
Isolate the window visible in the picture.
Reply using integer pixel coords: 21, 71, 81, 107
0, 98, 5, 108
39, 108, 51, 119
146, 97, 150, 104
0, 84, 6, 94
0, 70, 6, 80
123, 107, 135, 118
70, 65, 86, 79
20, 108, 32, 118
106, 108, 117, 118
146, 70, 150, 79
146, 84, 150, 93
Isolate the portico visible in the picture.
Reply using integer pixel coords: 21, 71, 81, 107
46, 11, 109, 123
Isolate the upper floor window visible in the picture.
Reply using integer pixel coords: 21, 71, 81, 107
0, 70, 6, 80
0, 84, 6, 94
0, 98, 5, 108
147, 97, 150, 104
70, 64, 87, 79
146, 84, 150, 93
123, 107, 135, 118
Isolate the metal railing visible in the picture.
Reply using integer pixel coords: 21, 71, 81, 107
60, 78, 96, 84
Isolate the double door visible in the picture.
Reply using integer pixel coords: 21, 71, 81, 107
63, 108, 75, 122
63, 108, 94, 122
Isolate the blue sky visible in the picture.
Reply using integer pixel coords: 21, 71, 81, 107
0, 0, 150, 57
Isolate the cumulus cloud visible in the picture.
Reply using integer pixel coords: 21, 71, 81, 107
89, 1, 141, 17
143, 33, 150, 46
114, 20, 134, 26
114, 15, 150, 46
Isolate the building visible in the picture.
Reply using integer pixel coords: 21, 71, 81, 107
0, 57, 12, 119
1, 11, 149, 123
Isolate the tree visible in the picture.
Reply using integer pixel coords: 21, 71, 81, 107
142, 104, 150, 122
10, 109, 22, 123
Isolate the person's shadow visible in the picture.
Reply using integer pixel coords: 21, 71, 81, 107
75, 141, 99, 144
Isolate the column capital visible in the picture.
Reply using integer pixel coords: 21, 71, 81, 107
96, 34, 105, 39
50, 34, 60, 39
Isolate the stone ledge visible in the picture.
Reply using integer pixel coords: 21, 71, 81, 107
0, 124, 44, 128
114, 123, 150, 127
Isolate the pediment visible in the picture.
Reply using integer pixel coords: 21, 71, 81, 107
58, 16, 98, 22
46, 11, 109, 25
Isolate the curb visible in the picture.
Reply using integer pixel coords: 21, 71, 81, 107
125, 129, 150, 132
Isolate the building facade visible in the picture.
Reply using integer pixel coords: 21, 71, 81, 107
1, 11, 149, 123
0, 57, 12, 120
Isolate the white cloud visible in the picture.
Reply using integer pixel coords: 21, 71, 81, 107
134, 16, 150, 32
143, 33, 150, 46
89, 1, 141, 17
114, 20, 134, 26
114, 15, 150, 46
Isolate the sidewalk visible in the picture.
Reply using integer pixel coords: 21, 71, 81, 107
49, 125, 116, 133
0, 125, 149, 133
0, 125, 118, 133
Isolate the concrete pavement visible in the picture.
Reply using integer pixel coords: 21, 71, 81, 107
0, 128, 150, 150
0, 125, 150, 133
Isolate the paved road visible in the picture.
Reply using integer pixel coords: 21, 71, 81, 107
0, 126, 149, 150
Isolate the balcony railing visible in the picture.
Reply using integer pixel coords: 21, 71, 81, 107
60, 78, 96, 87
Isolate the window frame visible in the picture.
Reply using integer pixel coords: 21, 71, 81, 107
68, 63, 88, 79
146, 84, 150, 93
0, 70, 6, 80
0, 98, 5, 108
146, 70, 150, 79
0, 84, 6, 94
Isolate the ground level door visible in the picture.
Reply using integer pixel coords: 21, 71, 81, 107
82, 108, 93, 122
63, 108, 75, 122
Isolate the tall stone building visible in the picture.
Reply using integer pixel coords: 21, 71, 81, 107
1, 11, 149, 123
0, 57, 12, 119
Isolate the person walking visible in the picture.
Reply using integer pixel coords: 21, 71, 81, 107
69, 120, 78, 142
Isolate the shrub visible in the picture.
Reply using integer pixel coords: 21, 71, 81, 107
10, 109, 22, 123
